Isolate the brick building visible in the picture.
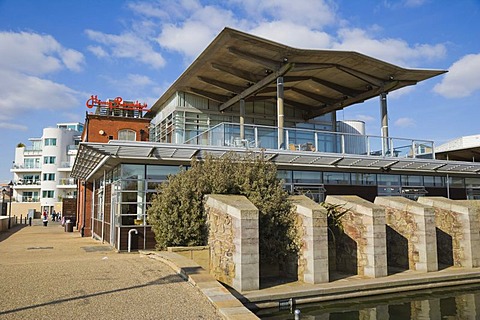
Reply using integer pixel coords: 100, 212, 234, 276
76, 98, 151, 238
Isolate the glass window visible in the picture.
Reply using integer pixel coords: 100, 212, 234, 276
277, 170, 292, 183
293, 171, 322, 184
43, 156, 56, 164
377, 174, 401, 186
465, 178, 480, 188
44, 138, 57, 146
146, 165, 181, 180
451, 177, 465, 187
43, 173, 55, 181
351, 173, 377, 185
324, 172, 350, 185
423, 176, 444, 187
118, 129, 136, 141
122, 164, 145, 180
401, 175, 423, 186
42, 190, 54, 198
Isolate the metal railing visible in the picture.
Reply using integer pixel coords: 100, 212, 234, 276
184, 123, 435, 159
12, 163, 42, 170
59, 178, 76, 185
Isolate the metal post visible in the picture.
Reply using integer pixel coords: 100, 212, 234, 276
277, 77, 285, 149
240, 99, 245, 140
8, 181, 12, 229
380, 92, 389, 155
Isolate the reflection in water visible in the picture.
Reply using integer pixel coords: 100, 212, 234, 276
258, 287, 480, 319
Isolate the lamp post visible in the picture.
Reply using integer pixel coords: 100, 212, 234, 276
7, 180, 13, 229
2, 187, 6, 216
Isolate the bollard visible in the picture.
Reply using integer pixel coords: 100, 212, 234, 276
20, 214, 23, 222
294, 309, 301, 320
29, 217, 32, 226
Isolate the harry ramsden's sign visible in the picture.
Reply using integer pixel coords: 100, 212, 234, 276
86, 95, 149, 112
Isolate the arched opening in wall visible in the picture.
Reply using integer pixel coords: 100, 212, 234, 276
436, 228, 453, 270
329, 226, 357, 280
386, 225, 409, 275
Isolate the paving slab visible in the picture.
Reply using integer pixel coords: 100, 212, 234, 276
0, 222, 222, 320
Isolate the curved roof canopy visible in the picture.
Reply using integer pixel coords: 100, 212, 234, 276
148, 27, 446, 120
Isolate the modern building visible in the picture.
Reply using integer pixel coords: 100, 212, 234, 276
71, 28, 480, 251
11, 122, 84, 216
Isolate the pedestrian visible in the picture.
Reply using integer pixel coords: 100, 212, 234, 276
52, 209, 57, 221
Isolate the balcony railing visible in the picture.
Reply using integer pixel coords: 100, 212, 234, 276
67, 145, 78, 153
59, 178, 76, 185
59, 161, 73, 168
184, 123, 435, 159
20, 196, 40, 202
23, 147, 42, 155
12, 163, 41, 170
14, 180, 41, 186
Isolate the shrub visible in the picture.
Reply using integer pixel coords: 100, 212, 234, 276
147, 152, 300, 263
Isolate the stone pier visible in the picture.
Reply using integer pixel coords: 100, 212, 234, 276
325, 195, 387, 278
375, 196, 438, 272
290, 195, 329, 284
205, 194, 259, 292
418, 197, 480, 268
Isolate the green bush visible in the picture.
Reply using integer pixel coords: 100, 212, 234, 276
147, 152, 300, 263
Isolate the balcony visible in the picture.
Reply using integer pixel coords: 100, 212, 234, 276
57, 178, 77, 188
57, 162, 73, 172
184, 123, 435, 159
20, 196, 40, 203
14, 180, 41, 188
23, 147, 42, 156
67, 144, 78, 154
11, 163, 42, 172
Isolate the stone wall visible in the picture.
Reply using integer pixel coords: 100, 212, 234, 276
375, 197, 437, 272
290, 195, 329, 284
325, 195, 387, 278
418, 197, 480, 268
205, 194, 259, 292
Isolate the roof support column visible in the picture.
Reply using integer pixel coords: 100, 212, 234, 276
240, 99, 245, 140
277, 77, 285, 149
380, 92, 390, 155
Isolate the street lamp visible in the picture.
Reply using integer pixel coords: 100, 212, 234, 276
7, 180, 13, 229
1, 187, 6, 216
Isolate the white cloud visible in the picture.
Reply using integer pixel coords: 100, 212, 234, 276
332, 28, 446, 67
0, 31, 84, 75
234, 0, 337, 28
394, 117, 415, 127
249, 21, 332, 49
156, 4, 240, 59
355, 114, 376, 123
0, 69, 80, 117
101, 73, 155, 95
87, 45, 108, 58
85, 29, 166, 68
433, 53, 480, 98
0, 122, 28, 131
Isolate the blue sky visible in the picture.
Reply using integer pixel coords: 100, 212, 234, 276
0, 0, 479, 182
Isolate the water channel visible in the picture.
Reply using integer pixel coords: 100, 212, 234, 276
257, 284, 480, 319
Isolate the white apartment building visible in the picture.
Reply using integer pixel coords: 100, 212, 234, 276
11, 122, 84, 214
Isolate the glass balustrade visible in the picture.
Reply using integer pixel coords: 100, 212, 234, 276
184, 123, 435, 159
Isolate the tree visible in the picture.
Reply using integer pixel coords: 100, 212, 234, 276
147, 152, 300, 263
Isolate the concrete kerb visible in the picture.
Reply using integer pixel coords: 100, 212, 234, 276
140, 250, 259, 320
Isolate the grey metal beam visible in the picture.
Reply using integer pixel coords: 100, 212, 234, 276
210, 63, 263, 83
220, 63, 293, 111
228, 46, 280, 70
188, 87, 230, 103
197, 76, 245, 94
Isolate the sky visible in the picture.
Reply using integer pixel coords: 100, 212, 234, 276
0, 0, 479, 182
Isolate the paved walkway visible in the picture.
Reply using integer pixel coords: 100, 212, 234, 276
0, 221, 222, 320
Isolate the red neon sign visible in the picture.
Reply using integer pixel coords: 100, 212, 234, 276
86, 95, 149, 112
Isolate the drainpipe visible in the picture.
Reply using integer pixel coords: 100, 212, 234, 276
128, 229, 138, 252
